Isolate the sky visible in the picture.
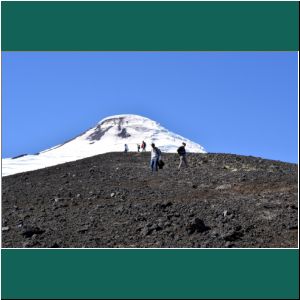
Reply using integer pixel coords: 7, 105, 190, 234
2, 52, 298, 163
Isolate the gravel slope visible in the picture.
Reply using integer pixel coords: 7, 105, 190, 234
2, 152, 298, 248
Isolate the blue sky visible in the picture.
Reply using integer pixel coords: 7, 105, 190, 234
2, 52, 298, 163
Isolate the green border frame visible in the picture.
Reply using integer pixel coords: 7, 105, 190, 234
2, 249, 299, 299
1, 1, 299, 299
1, 1, 299, 51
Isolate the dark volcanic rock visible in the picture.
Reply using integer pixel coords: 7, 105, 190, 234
118, 128, 131, 138
186, 218, 210, 234
21, 226, 45, 238
88, 125, 113, 141
2, 152, 298, 248
157, 201, 173, 210
222, 229, 244, 242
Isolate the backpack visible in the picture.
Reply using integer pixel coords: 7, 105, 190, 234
157, 159, 165, 169
156, 147, 161, 156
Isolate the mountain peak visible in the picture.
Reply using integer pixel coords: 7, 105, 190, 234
89, 114, 160, 142
99, 114, 152, 124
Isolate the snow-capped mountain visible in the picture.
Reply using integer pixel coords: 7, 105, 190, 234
2, 114, 206, 176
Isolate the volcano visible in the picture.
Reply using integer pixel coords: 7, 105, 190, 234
2, 114, 206, 176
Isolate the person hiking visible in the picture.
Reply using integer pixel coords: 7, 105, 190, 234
141, 141, 146, 152
150, 143, 161, 172
137, 144, 141, 152
124, 144, 129, 153
177, 142, 188, 169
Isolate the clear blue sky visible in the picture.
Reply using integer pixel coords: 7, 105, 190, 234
2, 52, 298, 163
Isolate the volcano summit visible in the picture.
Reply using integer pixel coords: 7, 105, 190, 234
2, 114, 206, 176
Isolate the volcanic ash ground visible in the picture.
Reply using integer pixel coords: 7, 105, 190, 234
2, 152, 298, 248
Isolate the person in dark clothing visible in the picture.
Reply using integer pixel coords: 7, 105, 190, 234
141, 141, 146, 152
137, 144, 141, 152
177, 142, 188, 169
124, 144, 129, 153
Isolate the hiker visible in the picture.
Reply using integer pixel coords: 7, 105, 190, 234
177, 142, 188, 169
137, 144, 141, 152
124, 144, 129, 153
150, 143, 161, 172
141, 141, 146, 152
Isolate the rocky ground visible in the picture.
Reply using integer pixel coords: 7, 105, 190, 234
2, 152, 298, 248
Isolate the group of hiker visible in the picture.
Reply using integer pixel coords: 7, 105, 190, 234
137, 141, 147, 152
124, 141, 188, 171
150, 142, 188, 172
124, 141, 147, 153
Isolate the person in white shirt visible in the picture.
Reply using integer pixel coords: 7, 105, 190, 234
150, 143, 161, 172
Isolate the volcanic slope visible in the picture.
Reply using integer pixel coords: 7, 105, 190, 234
2, 152, 298, 248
